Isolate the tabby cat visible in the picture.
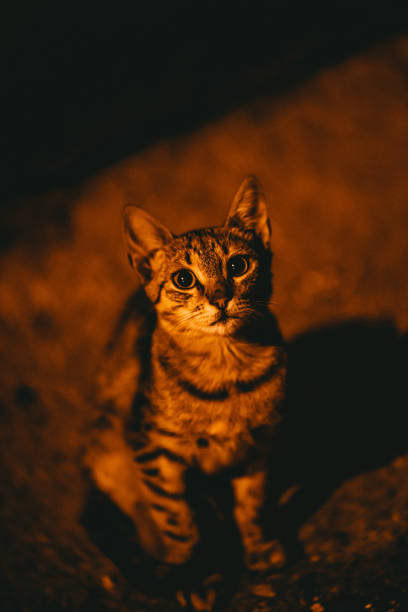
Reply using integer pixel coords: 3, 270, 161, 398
84, 176, 287, 610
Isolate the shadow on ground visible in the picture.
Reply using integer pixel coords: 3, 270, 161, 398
269, 320, 408, 552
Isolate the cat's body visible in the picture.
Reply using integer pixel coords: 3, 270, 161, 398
84, 177, 288, 609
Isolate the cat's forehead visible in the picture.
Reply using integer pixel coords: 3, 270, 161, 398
166, 227, 251, 271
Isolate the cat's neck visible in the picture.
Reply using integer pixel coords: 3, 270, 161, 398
152, 312, 283, 387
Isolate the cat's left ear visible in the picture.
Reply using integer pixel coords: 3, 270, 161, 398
225, 175, 271, 249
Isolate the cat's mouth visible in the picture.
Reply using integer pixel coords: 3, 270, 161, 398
210, 312, 241, 328
207, 315, 241, 336
210, 312, 229, 325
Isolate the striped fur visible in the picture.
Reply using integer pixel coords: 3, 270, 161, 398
84, 177, 287, 608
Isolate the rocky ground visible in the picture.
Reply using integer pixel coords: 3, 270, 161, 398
1, 35, 408, 612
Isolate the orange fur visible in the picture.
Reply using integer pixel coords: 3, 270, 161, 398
85, 176, 287, 609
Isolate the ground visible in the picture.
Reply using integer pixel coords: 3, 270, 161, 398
1, 36, 408, 612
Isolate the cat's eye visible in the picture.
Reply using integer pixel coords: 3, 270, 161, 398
172, 269, 196, 289
227, 255, 249, 277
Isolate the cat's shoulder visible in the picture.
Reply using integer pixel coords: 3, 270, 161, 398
95, 288, 155, 411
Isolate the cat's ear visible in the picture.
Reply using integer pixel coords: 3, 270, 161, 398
122, 206, 173, 272
225, 175, 271, 248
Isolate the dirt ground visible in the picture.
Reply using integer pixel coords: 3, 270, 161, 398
1, 36, 408, 611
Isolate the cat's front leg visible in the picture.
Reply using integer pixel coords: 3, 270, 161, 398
232, 469, 286, 572
136, 451, 223, 610
134, 446, 199, 565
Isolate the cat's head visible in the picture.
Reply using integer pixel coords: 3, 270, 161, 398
123, 176, 273, 336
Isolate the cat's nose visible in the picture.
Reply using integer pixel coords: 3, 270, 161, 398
209, 281, 232, 310
213, 296, 229, 310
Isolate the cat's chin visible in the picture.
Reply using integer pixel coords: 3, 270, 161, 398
203, 318, 240, 336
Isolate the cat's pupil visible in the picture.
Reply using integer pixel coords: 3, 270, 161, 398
172, 269, 195, 289
228, 255, 248, 277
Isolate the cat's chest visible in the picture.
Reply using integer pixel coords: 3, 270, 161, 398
143, 387, 283, 474
147, 331, 285, 444
149, 354, 285, 433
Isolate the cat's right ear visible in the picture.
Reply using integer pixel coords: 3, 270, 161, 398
225, 175, 271, 249
122, 206, 172, 277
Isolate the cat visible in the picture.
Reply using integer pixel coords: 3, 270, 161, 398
84, 176, 288, 610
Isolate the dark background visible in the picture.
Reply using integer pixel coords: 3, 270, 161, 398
2, 2, 408, 201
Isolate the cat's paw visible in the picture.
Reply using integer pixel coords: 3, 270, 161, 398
245, 539, 286, 573
176, 574, 222, 611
